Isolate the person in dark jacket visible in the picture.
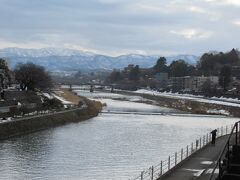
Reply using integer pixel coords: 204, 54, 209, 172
211, 129, 217, 145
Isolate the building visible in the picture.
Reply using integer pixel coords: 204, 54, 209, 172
232, 66, 240, 79
194, 76, 208, 92
183, 76, 193, 92
208, 76, 219, 85
154, 73, 168, 88
169, 76, 217, 92
123, 64, 134, 72
169, 77, 185, 91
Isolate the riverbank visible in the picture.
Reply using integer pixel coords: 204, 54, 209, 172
0, 89, 237, 180
0, 97, 103, 140
111, 90, 240, 117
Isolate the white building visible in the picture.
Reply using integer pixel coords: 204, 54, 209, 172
170, 76, 218, 92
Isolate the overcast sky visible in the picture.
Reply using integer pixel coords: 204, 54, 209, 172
0, 0, 240, 56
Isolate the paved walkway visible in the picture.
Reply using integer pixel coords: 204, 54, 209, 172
159, 135, 229, 180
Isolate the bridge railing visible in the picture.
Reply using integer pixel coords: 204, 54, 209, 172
130, 124, 233, 180
209, 121, 240, 180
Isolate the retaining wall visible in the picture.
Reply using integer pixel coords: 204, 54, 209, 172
0, 106, 100, 140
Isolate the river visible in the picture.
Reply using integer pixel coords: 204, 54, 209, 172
0, 90, 238, 180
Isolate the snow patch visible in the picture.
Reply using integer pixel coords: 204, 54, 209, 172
42, 93, 54, 99
135, 89, 240, 108
52, 94, 72, 105
207, 109, 230, 116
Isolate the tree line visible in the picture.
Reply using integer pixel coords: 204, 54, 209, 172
107, 49, 240, 91
108, 57, 197, 83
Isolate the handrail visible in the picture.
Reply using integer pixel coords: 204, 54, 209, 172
130, 123, 235, 180
209, 121, 240, 180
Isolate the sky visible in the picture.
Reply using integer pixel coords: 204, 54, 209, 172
0, 0, 240, 56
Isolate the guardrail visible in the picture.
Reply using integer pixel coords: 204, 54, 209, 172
130, 124, 233, 180
209, 121, 240, 180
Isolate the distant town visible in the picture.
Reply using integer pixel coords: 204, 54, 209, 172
1, 48, 240, 120
72, 48, 240, 98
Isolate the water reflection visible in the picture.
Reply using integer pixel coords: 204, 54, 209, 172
0, 130, 54, 180
0, 90, 238, 180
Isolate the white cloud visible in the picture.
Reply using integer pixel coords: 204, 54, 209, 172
232, 20, 240, 26
0, 0, 239, 56
170, 29, 212, 39
223, 0, 240, 6
188, 6, 206, 13
205, 0, 240, 6
0, 40, 49, 49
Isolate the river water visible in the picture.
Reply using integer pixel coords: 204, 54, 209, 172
0, 90, 238, 180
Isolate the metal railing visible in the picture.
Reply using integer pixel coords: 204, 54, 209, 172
209, 121, 240, 180
130, 124, 234, 180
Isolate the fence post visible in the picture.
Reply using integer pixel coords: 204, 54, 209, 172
200, 138, 202, 148
239, 123, 240, 144
227, 141, 230, 169
187, 145, 188, 157
226, 125, 228, 135
175, 152, 177, 165
141, 171, 144, 180
160, 161, 163, 176
219, 158, 222, 178
196, 139, 199, 150
168, 156, 170, 170
181, 148, 183, 161
191, 142, 193, 153
221, 126, 223, 136
236, 123, 238, 145
151, 166, 154, 180
206, 133, 208, 143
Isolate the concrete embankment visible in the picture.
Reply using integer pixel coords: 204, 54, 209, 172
114, 90, 240, 117
0, 99, 102, 140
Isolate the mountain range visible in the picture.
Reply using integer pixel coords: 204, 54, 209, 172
0, 47, 199, 72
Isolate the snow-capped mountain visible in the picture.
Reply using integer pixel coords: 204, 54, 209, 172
0, 47, 199, 72
0, 47, 94, 57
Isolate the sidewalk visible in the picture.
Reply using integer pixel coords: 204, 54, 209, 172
159, 135, 228, 180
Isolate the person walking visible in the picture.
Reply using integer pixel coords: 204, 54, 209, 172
211, 129, 217, 145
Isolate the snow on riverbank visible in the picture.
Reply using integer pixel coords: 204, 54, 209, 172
135, 89, 240, 108
52, 94, 72, 105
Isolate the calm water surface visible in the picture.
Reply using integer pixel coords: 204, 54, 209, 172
0, 90, 238, 180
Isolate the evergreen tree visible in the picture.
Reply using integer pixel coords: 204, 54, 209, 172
109, 70, 122, 82
169, 60, 189, 77
219, 65, 232, 92
154, 57, 168, 73
128, 65, 140, 81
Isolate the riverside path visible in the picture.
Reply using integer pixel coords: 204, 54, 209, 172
159, 135, 229, 180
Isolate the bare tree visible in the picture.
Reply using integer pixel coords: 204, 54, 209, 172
15, 63, 53, 91
0, 58, 11, 88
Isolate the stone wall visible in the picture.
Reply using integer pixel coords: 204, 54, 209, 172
0, 105, 101, 140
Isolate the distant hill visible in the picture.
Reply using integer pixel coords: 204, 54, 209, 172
0, 47, 199, 72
